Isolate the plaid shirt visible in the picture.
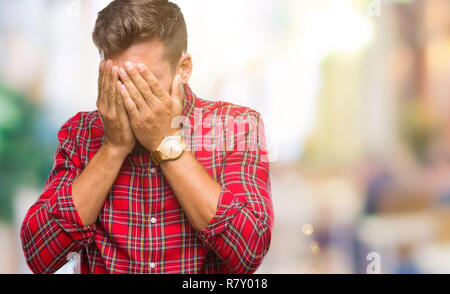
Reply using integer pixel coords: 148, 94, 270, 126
21, 84, 274, 274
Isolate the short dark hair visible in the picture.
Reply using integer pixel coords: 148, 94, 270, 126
92, 0, 187, 71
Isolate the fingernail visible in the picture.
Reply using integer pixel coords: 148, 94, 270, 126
125, 61, 134, 71
137, 63, 146, 72
119, 68, 127, 77
100, 60, 105, 69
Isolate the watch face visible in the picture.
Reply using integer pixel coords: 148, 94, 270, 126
161, 137, 183, 159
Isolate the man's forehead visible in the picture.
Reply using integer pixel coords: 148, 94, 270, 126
112, 55, 152, 67
110, 40, 166, 76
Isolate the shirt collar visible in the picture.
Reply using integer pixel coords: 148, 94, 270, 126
181, 83, 197, 120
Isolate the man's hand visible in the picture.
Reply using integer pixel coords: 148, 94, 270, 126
118, 61, 221, 232
118, 61, 184, 151
97, 60, 136, 156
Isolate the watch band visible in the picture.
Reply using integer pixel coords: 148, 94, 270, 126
150, 150, 163, 166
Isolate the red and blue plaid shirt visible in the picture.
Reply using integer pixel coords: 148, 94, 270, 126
20, 84, 274, 274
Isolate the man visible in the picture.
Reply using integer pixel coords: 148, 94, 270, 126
21, 0, 273, 274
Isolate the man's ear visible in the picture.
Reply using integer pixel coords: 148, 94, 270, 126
177, 53, 192, 84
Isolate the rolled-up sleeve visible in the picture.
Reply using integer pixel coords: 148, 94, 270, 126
197, 111, 274, 274
20, 113, 95, 274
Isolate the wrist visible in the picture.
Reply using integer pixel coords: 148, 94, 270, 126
101, 144, 131, 160
159, 149, 188, 168
146, 130, 180, 152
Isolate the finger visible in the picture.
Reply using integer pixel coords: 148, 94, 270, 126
108, 65, 119, 116
124, 61, 159, 108
116, 80, 132, 112
96, 60, 106, 109
115, 81, 125, 109
107, 62, 117, 106
136, 63, 168, 102
171, 73, 183, 106
111, 65, 119, 91
116, 81, 131, 122
119, 82, 140, 121
111, 65, 119, 105
103, 60, 113, 111
119, 65, 148, 112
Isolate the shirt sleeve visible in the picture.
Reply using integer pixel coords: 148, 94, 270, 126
197, 111, 274, 274
20, 113, 96, 274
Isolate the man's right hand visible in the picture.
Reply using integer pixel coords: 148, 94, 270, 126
97, 60, 135, 157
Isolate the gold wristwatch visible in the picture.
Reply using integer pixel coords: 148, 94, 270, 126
150, 135, 186, 166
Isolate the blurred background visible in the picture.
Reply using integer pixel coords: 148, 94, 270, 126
0, 0, 449, 274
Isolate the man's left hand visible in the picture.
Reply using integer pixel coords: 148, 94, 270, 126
118, 61, 184, 151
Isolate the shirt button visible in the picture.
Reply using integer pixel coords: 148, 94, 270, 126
150, 217, 157, 224
150, 167, 157, 173
150, 262, 156, 269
